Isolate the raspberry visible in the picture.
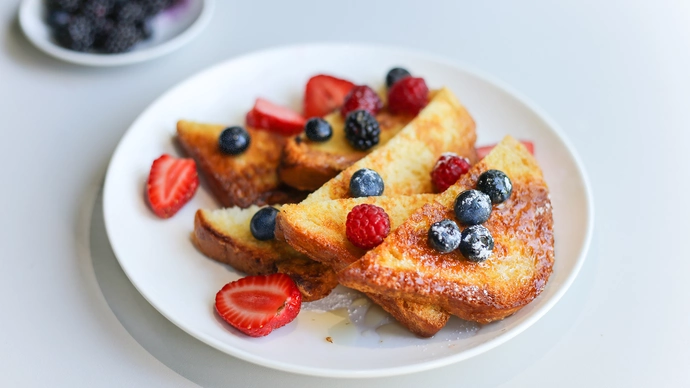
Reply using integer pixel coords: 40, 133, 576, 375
388, 77, 429, 115
346, 204, 391, 249
341, 85, 383, 117
431, 153, 471, 192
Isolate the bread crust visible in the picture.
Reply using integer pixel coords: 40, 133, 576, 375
192, 209, 282, 275
177, 120, 308, 208
278, 110, 414, 191
192, 209, 336, 302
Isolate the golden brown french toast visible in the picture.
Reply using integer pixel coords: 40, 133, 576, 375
276, 195, 451, 336
278, 109, 414, 191
177, 120, 307, 208
276, 87, 478, 337
339, 136, 554, 323
192, 206, 337, 302
301, 87, 478, 204
277, 194, 434, 271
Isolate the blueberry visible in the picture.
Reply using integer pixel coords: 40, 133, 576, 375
454, 190, 492, 225
218, 126, 250, 155
476, 170, 513, 204
349, 168, 384, 197
428, 219, 462, 253
304, 117, 332, 142
344, 110, 380, 151
459, 225, 494, 262
386, 67, 411, 88
250, 207, 279, 241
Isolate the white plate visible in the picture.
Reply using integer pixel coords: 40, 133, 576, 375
19, 0, 214, 67
103, 44, 594, 378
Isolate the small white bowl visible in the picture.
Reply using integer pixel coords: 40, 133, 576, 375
18, 0, 214, 67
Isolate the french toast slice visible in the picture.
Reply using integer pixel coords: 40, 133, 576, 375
276, 194, 451, 336
279, 109, 414, 191
177, 120, 308, 208
339, 136, 554, 323
276, 87, 478, 336
278, 194, 435, 271
301, 87, 478, 205
193, 206, 337, 302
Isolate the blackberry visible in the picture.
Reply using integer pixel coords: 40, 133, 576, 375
304, 118, 332, 142
137, 17, 154, 40
344, 110, 380, 151
218, 126, 251, 155
428, 219, 462, 253
55, 15, 95, 52
476, 170, 512, 204
102, 23, 141, 53
92, 18, 114, 50
116, 1, 146, 24
459, 225, 494, 262
47, 9, 71, 29
386, 67, 411, 88
250, 207, 279, 241
454, 190, 492, 225
141, 0, 174, 16
81, 0, 113, 20
349, 168, 384, 198
47, 0, 83, 13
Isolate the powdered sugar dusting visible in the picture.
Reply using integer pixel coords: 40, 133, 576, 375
460, 225, 494, 261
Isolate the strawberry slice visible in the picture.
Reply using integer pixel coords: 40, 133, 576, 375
146, 154, 199, 218
215, 274, 302, 337
304, 74, 356, 118
246, 98, 306, 136
476, 140, 534, 160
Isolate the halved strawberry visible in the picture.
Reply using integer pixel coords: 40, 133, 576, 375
146, 154, 199, 218
215, 274, 301, 337
476, 140, 534, 160
304, 74, 356, 118
246, 98, 306, 136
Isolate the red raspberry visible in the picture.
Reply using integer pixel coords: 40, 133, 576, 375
346, 204, 391, 249
431, 153, 471, 192
341, 85, 384, 118
387, 77, 429, 115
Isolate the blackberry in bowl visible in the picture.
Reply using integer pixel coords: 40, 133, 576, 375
43, 0, 181, 54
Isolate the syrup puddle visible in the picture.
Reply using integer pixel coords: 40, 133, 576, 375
300, 287, 481, 347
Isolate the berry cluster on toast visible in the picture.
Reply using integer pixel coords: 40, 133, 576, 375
339, 136, 554, 323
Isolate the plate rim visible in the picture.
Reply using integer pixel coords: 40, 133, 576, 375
18, 0, 215, 67
102, 42, 594, 378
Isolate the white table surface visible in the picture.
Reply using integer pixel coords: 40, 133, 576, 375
2, 0, 689, 386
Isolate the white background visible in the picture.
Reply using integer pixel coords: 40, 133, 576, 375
2, 0, 689, 386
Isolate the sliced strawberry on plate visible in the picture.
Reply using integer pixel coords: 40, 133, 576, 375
146, 154, 199, 218
215, 273, 302, 337
476, 140, 534, 160
246, 98, 306, 136
304, 74, 356, 118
